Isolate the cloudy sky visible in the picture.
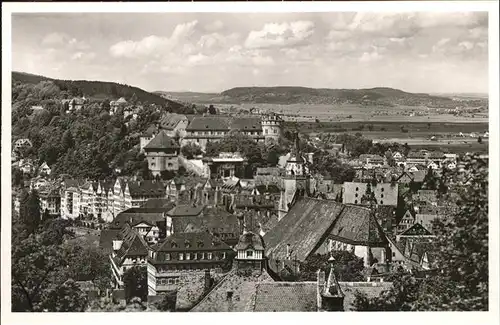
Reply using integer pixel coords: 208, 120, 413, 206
12, 12, 488, 94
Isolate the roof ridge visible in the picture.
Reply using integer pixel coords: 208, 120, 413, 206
190, 269, 235, 311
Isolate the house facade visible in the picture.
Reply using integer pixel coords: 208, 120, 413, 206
342, 182, 398, 206
144, 130, 180, 176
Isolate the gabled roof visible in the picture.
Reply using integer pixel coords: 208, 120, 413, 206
399, 222, 433, 237
143, 130, 179, 150
265, 197, 344, 261
111, 208, 166, 230
153, 232, 231, 253
328, 205, 388, 247
140, 198, 175, 210
99, 229, 122, 253
115, 225, 149, 263
235, 232, 265, 251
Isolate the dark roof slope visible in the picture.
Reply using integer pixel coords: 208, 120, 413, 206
111, 208, 166, 230
99, 229, 121, 253
235, 232, 265, 251
231, 117, 262, 131
328, 205, 387, 246
127, 180, 165, 197
167, 204, 204, 217
252, 282, 317, 312
186, 116, 231, 131
154, 232, 231, 252
144, 130, 180, 150
115, 225, 149, 263
264, 197, 344, 261
140, 198, 175, 210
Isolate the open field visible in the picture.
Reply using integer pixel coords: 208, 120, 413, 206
207, 103, 488, 124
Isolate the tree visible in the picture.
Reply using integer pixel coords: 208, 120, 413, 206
353, 154, 489, 311
422, 166, 437, 190
140, 161, 153, 180
208, 105, 217, 115
181, 143, 202, 159
123, 266, 148, 303
155, 290, 178, 311
19, 190, 41, 235
12, 167, 24, 187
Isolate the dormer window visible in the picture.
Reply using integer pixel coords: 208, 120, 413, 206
197, 240, 204, 248
246, 250, 254, 257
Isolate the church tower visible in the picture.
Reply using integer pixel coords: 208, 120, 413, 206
278, 132, 309, 220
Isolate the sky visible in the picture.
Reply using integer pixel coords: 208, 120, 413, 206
12, 12, 489, 94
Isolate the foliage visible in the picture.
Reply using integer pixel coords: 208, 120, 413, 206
310, 151, 355, 183
12, 216, 111, 312
181, 143, 203, 159
208, 105, 217, 115
353, 154, 488, 311
123, 266, 148, 303
19, 189, 41, 235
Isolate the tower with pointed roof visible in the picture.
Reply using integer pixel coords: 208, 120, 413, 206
278, 132, 310, 220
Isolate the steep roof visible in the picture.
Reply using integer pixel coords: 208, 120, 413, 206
159, 113, 187, 130
265, 197, 344, 261
153, 232, 231, 253
328, 205, 388, 246
115, 225, 149, 263
252, 282, 318, 312
235, 232, 265, 251
186, 116, 231, 131
230, 117, 262, 131
143, 130, 180, 150
99, 229, 121, 253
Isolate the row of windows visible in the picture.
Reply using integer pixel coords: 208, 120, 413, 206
353, 199, 385, 205
355, 187, 386, 192
156, 251, 227, 261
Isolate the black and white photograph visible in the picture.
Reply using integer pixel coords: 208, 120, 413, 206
1, 1, 499, 323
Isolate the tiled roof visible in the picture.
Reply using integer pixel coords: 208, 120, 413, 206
255, 167, 282, 176
143, 130, 180, 150
159, 113, 187, 130
142, 125, 157, 137
252, 282, 318, 312
154, 232, 231, 252
127, 180, 165, 197
167, 204, 204, 217
265, 197, 344, 261
186, 116, 231, 131
329, 205, 388, 246
235, 232, 265, 251
230, 117, 262, 131
115, 225, 149, 263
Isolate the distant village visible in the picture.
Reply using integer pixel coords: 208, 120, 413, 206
11, 96, 489, 312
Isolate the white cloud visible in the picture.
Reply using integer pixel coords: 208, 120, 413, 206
244, 21, 315, 49
109, 20, 198, 58
205, 20, 224, 32
42, 32, 67, 46
359, 51, 383, 62
70, 51, 96, 61
458, 41, 474, 51
252, 55, 274, 66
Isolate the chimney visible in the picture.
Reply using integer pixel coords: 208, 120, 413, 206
226, 290, 234, 312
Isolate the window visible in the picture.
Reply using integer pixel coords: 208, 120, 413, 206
392, 252, 396, 257
207, 252, 213, 260
246, 250, 253, 257
354, 200, 358, 204
380, 200, 384, 205
273, 129, 277, 134
222, 252, 226, 259
179, 253, 184, 260
355, 193, 358, 198
186, 253, 191, 260
168, 163, 173, 167
381, 194, 384, 198
201, 252, 205, 260
165, 253, 170, 261
381, 188, 385, 192
227, 291, 233, 300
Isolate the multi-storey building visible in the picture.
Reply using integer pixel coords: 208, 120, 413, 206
144, 130, 180, 176
147, 232, 233, 296
112, 178, 166, 217
60, 179, 85, 219
183, 116, 265, 151
261, 112, 283, 143
342, 182, 398, 207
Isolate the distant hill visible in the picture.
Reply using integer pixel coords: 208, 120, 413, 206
218, 86, 458, 107
12, 71, 186, 110
154, 91, 224, 104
